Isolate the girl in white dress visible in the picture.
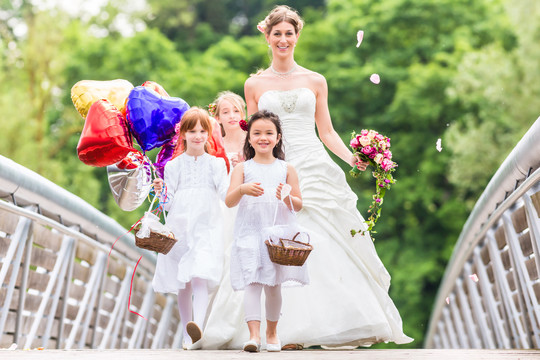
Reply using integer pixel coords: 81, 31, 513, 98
225, 110, 307, 352
152, 107, 229, 349
211, 91, 247, 168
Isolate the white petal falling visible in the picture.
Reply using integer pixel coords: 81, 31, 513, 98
436, 138, 443, 152
370, 73, 380, 84
356, 30, 364, 48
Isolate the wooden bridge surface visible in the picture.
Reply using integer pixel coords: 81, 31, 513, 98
0, 349, 538, 360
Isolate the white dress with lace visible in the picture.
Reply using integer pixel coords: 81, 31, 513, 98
230, 159, 309, 290
202, 88, 412, 348
152, 153, 229, 293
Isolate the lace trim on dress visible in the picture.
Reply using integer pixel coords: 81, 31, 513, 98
278, 91, 298, 113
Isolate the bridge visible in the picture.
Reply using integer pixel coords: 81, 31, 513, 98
0, 118, 539, 358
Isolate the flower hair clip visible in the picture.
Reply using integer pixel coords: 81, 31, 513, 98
208, 103, 217, 117
257, 20, 267, 34
239, 119, 248, 131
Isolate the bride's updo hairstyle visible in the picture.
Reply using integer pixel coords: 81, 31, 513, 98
262, 5, 304, 35
243, 110, 285, 161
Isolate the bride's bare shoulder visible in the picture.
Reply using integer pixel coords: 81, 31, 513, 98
298, 66, 326, 84
245, 70, 271, 87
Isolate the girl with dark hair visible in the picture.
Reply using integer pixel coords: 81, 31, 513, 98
224, 110, 308, 352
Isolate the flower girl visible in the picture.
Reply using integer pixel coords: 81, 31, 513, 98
210, 90, 247, 168
152, 107, 229, 349
225, 110, 308, 352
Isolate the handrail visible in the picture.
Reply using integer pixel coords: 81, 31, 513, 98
0, 155, 182, 349
425, 116, 540, 348
0, 155, 155, 270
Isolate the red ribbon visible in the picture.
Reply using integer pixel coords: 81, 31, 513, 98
128, 255, 146, 320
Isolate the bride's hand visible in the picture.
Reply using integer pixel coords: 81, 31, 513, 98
351, 155, 369, 171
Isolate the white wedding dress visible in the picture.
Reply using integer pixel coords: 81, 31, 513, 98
201, 88, 412, 349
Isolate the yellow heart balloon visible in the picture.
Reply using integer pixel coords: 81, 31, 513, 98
71, 79, 134, 118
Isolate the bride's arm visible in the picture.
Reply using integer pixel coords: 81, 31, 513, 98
244, 76, 259, 117
314, 75, 364, 168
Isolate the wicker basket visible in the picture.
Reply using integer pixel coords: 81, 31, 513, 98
265, 232, 312, 266
133, 223, 177, 254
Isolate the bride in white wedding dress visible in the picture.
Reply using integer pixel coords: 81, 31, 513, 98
201, 5, 412, 349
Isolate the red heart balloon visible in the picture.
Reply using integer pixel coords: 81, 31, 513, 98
77, 99, 135, 167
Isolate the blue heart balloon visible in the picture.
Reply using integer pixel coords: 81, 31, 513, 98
126, 86, 189, 152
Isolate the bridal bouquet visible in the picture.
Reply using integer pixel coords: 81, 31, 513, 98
349, 129, 397, 238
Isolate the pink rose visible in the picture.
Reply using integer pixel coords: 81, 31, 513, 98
381, 159, 395, 171
360, 129, 369, 136
361, 146, 373, 155
350, 137, 360, 149
383, 150, 392, 159
374, 134, 384, 142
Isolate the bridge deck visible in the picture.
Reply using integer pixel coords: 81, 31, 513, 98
0, 349, 538, 359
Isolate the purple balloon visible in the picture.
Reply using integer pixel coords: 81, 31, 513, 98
154, 132, 179, 179
126, 86, 189, 152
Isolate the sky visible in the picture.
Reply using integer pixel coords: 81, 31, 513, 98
5, 0, 148, 38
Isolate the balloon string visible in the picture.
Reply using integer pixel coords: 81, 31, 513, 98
106, 213, 145, 272
128, 255, 147, 320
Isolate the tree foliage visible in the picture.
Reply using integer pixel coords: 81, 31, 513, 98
1, 0, 538, 349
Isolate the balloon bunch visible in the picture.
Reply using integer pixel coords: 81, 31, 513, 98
72, 79, 229, 211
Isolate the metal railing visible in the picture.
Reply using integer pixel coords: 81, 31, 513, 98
0, 155, 182, 349
425, 117, 540, 348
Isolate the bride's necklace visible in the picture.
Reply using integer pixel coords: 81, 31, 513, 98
270, 62, 297, 79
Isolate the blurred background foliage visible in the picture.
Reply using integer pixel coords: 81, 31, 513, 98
1, 0, 539, 348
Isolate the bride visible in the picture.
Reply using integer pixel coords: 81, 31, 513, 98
202, 5, 412, 349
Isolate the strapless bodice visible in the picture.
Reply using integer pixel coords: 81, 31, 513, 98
258, 88, 323, 159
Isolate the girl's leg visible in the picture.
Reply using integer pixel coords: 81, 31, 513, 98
244, 283, 263, 343
177, 282, 193, 344
190, 277, 209, 329
264, 285, 282, 345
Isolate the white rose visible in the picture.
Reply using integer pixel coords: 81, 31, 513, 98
359, 136, 371, 146
374, 153, 383, 164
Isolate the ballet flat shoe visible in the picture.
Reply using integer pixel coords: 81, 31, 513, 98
243, 340, 261, 352
186, 321, 202, 343
266, 340, 282, 352
186, 339, 202, 350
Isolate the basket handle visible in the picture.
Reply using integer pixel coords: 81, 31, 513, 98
148, 193, 169, 223
272, 185, 296, 226
292, 232, 310, 245
147, 193, 158, 212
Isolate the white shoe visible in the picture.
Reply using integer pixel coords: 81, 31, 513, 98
186, 339, 202, 350
266, 340, 281, 352
243, 340, 261, 352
